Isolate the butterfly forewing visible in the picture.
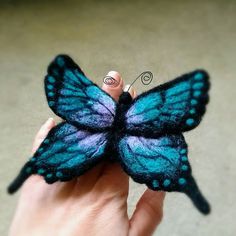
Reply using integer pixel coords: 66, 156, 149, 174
125, 70, 210, 137
45, 55, 117, 131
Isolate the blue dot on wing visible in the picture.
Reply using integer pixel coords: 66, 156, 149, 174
186, 118, 195, 126
56, 57, 65, 67
193, 82, 204, 90
152, 180, 159, 188
56, 171, 63, 178
180, 149, 187, 154
163, 179, 171, 187
193, 91, 201, 97
47, 85, 54, 90
38, 168, 45, 174
181, 156, 188, 161
189, 108, 196, 114
194, 72, 204, 80
191, 99, 198, 105
46, 173, 53, 178
48, 76, 55, 83
181, 165, 188, 171
44, 139, 50, 144
49, 101, 55, 107
48, 92, 54, 97
178, 178, 187, 185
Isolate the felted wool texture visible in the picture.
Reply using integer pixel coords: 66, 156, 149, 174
8, 55, 211, 215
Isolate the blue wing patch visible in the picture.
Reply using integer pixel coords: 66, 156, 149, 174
118, 134, 189, 189
8, 122, 108, 193
126, 70, 210, 137
45, 55, 117, 131
118, 134, 210, 214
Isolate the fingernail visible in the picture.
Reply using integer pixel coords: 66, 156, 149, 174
103, 71, 121, 88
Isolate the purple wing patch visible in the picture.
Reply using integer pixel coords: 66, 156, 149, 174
31, 122, 108, 183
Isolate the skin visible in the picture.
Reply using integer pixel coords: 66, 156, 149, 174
9, 71, 165, 236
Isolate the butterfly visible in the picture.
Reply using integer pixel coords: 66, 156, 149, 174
8, 55, 211, 214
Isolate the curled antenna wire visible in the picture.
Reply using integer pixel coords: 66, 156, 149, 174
103, 71, 153, 90
127, 71, 153, 91
103, 75, 119, 87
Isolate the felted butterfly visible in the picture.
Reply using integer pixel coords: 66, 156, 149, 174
8, 55, 211, 215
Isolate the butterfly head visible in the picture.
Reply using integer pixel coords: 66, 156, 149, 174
118, 91, 133, 105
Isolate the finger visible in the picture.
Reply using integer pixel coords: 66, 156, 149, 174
31, 118, 56, 154
77, 72, 124, 188
124, 84, 137, 98
102, 71, 124, 101
129, 190, 165, 236
94, 85, 137, 194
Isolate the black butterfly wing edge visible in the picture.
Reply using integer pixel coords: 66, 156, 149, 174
7, 161, 32, 194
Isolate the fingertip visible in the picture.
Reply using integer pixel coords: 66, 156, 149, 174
47, 117, 56, 127
129, 189, 165, 236
102, 71, 122, 89
124, 84, 137, 99
42, 117, 56, 130
102, 71, 124, 101
106, 71, 122, 82
32, 118, 56, 154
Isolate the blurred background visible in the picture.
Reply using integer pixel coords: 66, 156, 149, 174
0, 0, 235, 235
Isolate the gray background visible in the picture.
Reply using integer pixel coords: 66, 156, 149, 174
0, 0, 235, 235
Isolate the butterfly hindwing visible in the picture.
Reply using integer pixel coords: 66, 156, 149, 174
125, 70, 210, 137
118, 134, 189, 189
118, 134, 210, 214
45, 55, 117, 131
8, 122, 108, 193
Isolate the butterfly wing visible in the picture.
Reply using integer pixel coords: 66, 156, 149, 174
45, 55, 117, 131
125, 70, 210, 137
118, 134, 210, 214
8, 122, 108, 194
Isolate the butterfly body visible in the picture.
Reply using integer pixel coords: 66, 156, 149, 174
8, 55, 211, 215
100, 92, 135, 163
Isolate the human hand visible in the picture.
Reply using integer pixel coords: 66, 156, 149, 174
9, 71, 165, 236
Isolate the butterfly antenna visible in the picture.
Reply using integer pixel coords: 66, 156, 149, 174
103, 75, 120, 87
127, 71, 153, 92
182, 176, 211, 215
7, 162, 32, 194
